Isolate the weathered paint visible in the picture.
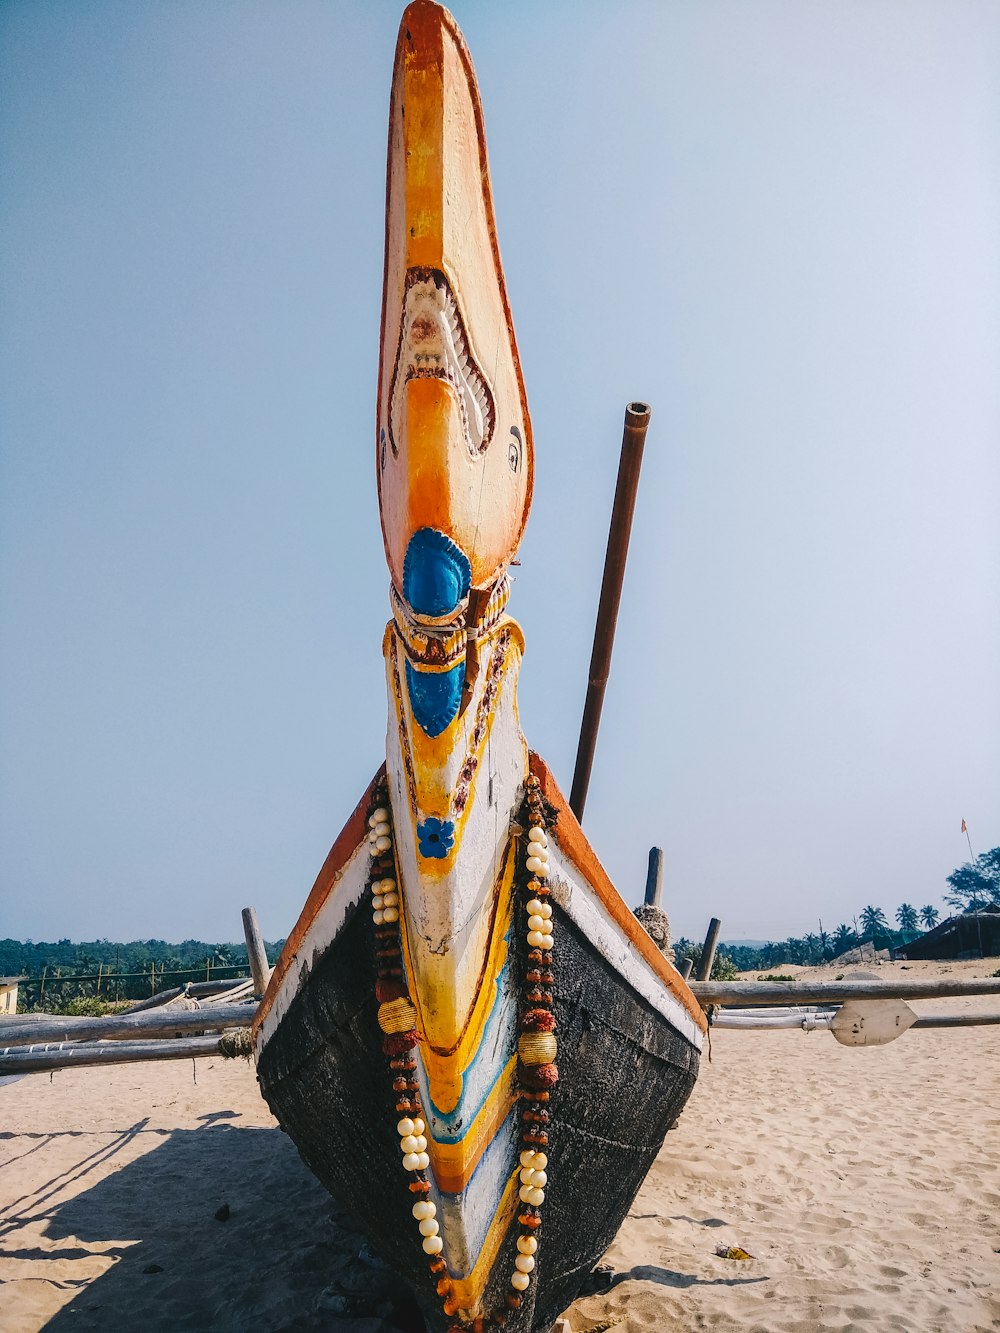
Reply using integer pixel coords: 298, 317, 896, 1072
254, 4, 706, 1327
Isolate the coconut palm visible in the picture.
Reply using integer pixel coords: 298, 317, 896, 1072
919, 905, 940, 929
859, 905, 889, 940
832, 923, 856, 953
895, 903, 919, 933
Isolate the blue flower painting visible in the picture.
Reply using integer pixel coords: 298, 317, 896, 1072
417, 817, 455, 859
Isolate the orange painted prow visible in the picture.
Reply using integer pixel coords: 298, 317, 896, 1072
376, 1, 533, 609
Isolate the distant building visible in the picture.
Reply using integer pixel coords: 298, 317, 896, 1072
0, 976, 25, 1015
898, 909, 1000, 961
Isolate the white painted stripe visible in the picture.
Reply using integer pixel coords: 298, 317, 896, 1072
548, 845, 705, 1052
254, 840, 371, 1055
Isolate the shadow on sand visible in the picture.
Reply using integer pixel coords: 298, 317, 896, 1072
6, 1119, 425, 1332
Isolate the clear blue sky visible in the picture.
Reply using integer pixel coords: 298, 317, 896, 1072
2, 1, 998, 945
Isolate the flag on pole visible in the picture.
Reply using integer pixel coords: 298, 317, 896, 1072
961, 818, 967, 833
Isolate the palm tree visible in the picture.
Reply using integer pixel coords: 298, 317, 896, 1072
895, 903, 919, 933
919, 905, 940, 929
859, 905, 889, 940
832, 923, 856, 953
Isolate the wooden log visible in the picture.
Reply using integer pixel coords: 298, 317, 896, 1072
123, 986, 185, 1013
696, 917, 721, 982
911, 1012, 1000, 1029
242, 906, 273, 998
0, 1035, 228, 1075
0, 1003, 254, 1049
680, 958, 693, 981
690, 977, 1000, 1007
644, 847, 664, 907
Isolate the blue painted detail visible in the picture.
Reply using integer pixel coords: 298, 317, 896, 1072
406, 661, 463, 739
416, 813, 456, 858
423, 948, 516, 1140
402, 527, 472, 618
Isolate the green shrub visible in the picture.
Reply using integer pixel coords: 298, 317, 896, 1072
757, 973, 796, 982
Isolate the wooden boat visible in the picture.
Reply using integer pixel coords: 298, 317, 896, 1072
252, 4, 707, 1329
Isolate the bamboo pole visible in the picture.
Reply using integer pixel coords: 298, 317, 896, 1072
697, 918, 722, 982
0, 1003, 254, 1049
0, 1034, 234, 1075
241, 907, 273, 998
690, 977, 1000, 1008
570, 402, 652, 821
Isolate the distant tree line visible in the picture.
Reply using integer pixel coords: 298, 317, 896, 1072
0, 937, 285, 1009
675, 845, 998, 974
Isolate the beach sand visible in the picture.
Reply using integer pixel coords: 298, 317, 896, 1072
1, 958, 997, 1332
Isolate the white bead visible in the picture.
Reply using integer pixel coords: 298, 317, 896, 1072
528, 827, 547, 845
519, 1167, 535, 1185
539, 918, 553, 936
418, 1218, 439, 1237
526, 899, 545, 916
382, 891, 400, 908
415, 1152, 430, 1169
375, 835, 392, 853
382, 907, 400, 924
537, 901, 552, 919
515, 1254, 535, 1274
372, 894, 384, 909
371, 808, 389, 824
519, 1150, 537, 1167
526, 842, 548, 860
379, 877, 396, 892
532, 1152, 548, 1169
412, 1201, 435, 1220
422, 1235, 443, 1255
527, 915, 545, 932
373, 910, 385, 925
526, 857, 548, 877
527, 931, 545, 948
518, 1184, 533, 1203
397, 1118, 416, 1136
539, 934, 554, 949
401, 1135, 420, 1153
526, 1186, 545, 1206
374, 820, 391, 837
530, 1169, 547, 1188
412, 1117, 425, 1134
510, 1271, 530, 1291
413, 1135, 427, 1152
517, 1236, 537, 1255
402, 1153, 421, 1171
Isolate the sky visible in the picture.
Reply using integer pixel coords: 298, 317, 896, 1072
1, 0, 998, 947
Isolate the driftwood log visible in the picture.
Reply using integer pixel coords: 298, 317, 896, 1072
690, 977, 1000, 1007
0, 1034, 236, 1074
0, 1003, 254, 1049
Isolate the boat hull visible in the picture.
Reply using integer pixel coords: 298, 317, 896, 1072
256, 799, 700, 1331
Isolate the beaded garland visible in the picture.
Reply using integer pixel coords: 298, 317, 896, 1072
368, 772, 558, 1331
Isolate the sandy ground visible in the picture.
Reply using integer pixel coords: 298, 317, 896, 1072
1, 958, 997, 1333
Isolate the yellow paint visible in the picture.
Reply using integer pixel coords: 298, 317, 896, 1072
401, 8, 445, 270
402, 837, 517, 1112
447, 1170, 521, 1309
425, 1054, 518, 1194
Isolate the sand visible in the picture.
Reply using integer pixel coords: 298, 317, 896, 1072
1, 958, 997, 1332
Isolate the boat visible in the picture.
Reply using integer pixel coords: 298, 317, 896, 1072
251, 4, 707, 1329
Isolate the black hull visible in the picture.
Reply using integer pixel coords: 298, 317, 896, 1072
257, 894, 699, 1332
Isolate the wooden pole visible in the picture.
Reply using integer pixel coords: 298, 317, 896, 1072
0, 1034, 236, 1075
0, 1003, 255, 1048
690, 977, 1000, 1008
39, 966, 47, 1009
680, 958, 693, 981
97, 962, 103, 996
697, 918, 721, 982
242, 907, 273, 998
644, 847, 664, 907
570, 402, 652, 821
911, 1012, 1000, 1029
